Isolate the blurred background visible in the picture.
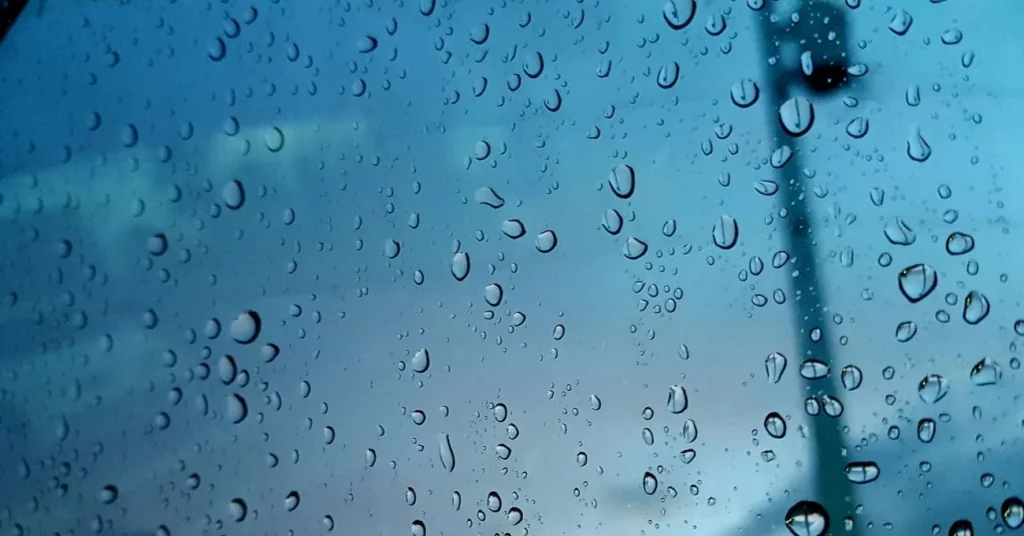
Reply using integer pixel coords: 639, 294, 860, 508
1, 1, 1023, 535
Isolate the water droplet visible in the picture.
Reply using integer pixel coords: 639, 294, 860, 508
906, 128, 931, 162
535, 230, 558, 253
222, 180, 245, 209
357, 35, 378, 53
576, 451, 588, 467
602, 209, 624, 235
452, 252, 471, 281
501, 219, 526, 239
484, 283, 504, 306
765, 352, 787, 384
917, 374, 949, 404
98, 485, 118, 504
844, 461, 880, 484
486, 491, 502, 512
264, 126, 285, 153
917, 418, 936, 443
623, 237, 648, 260
784, 500, 829, 536
411, 348, 430, 373
285, 491, 300, 511
682, 419, 698, 443
840, 365, 863, 391
495, 443, 511, 459
227, 394, 248, 423
884, 218, 916, 245
229, 498, 247, 522
945, 232, 975, 255
411, 520, 427, 536
493, 403, 508, 422
438, 433, 456, 472
898, 264, 937, 303
667, 385, 688, 414
208, 37, 227, 61
754, 180, 778, 196
963, 291, 990, 325
230, 311, 261, 344
507, 507, 524, 526
730, 78, 759, 108
681, 449, 697, 463
845, 117, 869, 139
642, 471, 659, 495
888, 9, 913, 35
366, 448, 377, 467
657, 62, 680, 89
662, 0, 696, 30
642, 427, 655, 446
589, 394, 602, 411
970, 358, 1001, 386
1002, 497, 1024, 529
764, 412, 787, 438
384, 239, 401, 259
608, 164, 636, 199
799, 359, 829, 380
712, 215, 739, 249
475, 187, 505, 208
778, 97, 815, 137
148, 233, 168, 256
948, 519, 974, 536
895, 321, 917, 342
406, 487, 417, 506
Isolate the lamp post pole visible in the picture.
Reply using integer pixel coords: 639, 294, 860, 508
753, 2, 859, 534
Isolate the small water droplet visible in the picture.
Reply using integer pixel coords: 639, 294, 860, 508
844, 461, 880, 484
917, 374, 949, 404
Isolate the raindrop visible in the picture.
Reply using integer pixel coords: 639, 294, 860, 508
642, 472, 659, 495
223, 180, 245, 209
229, 498, 248, 522
895, 321, 917, 342
285, 491, 300, 511
384, 239, 401, 259
148, 233, 168, 256
623, 237, 648, 260
840, 365, 863, 391
884, 218, 916, 245
764, 412, 787, 438
230, 311, 261, 344
1002, 497, 1024, 530
917, 374, 949, 404
755, 180, 779, 196
452, 252, 471, 281
845, 117, 869, 138
366, 448, 377, 467
608, 164, 636, 199
227, 394, 248, 424
602, 209, 624, 235
765, 352, 787, 384
535, 230, 558, 253
888, 9, 913, 35
357, 35, 378, 53
507, 507, 524, 526
484, 284, 504, 307
682, 419, 698, 443
657, 62, 680, 89
493, 403, 508, 422
411, 520, 427, 536
411, 348, 430, 373
970, 358, 1001, 386
948, 520, 973, 536
589, 394, 602, 411
778, 97, 815, 137
667, 385, 688, 414
712, 215, 739, 249
898, 264, 937, 303
406, 487, 417, 506
963, 291, 990, 325
501, 219, 526, 239
475, 187, 505, 209
730, 79, 759, 108
844, 461, 880, 484
486, 491, 502, 512
98, 485, 118, 504
784, 500, 829, 536
917, 418, 936, 443
662, 0, 697, 30
799, 359, 829, 380
576, 452, 588, 467
906, 129, 931, 162
438, 433, 456, 472
945, 232, 975, 255
264, 126, 285, 153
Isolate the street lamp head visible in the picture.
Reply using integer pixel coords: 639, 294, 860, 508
794, 0, 851, 94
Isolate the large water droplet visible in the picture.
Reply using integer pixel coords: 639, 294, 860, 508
764, 412, 787, 438
784, 500, 829, 536
608, 164, 636, 199
507, 507, 524, 526
662, 0, 696, 30
765, 352, 787, 384
223, 180, 245, 209
411, 348, 430, 373
888, 9, 913, 35
712, 215, 739, 249
229, 498, 248, 522
730, 78, 759, 108
484, 283, 504, 307
535, 230, 558, 253
945, 232, 975, 255
452, 252, 471, 281
230, 311, 261, 344
227, 394, 248, 424
657, 62, 680, 89
948, 519, 974, 536
898, 264, 937, 303
778, 97, 815, 137
642, 471, 658, 495
475, 187, 505, 208
963, 291, 990, 325
501, 219, 526, 239
917, 418, 936, 443
917, 374, 949, 404
840, 365, 863, 391
602, 209, 624, 235
844, 461, 880, 484
623, 237, 648, 260
906, 128, 931, 162
884, 217, 916, 245
438, 433, 456, 472
970, 357, 1001, 386
285, 491, 300, 511
667, 385, 688, 414
1002, 497, 1024, 530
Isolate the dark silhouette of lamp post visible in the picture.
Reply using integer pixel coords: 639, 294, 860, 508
754, 1, 860, 534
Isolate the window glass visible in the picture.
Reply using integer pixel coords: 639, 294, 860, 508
0, 1, 1019, 535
